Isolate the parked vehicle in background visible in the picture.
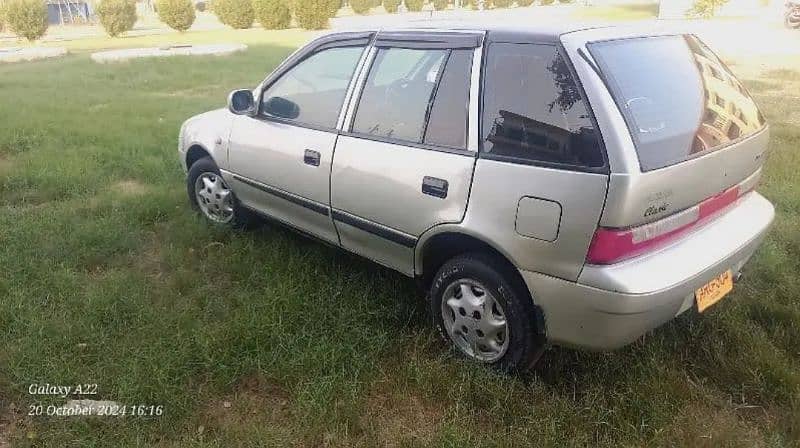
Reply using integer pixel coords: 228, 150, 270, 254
178, 25, 774, 371
786, 1, 800, 28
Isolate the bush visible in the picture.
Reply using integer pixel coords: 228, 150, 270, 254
96, 0, 136, 37
558, 0, 572, 2
294, 0, 330, 29
517, 0, 532, 6
157, 0, 195, 31
540, 0, 554, 4
350, 0, 370, 14
252, 0, 290, 28
326, 0, 340, 16
383, 0, 399, 12
214, 0, 254, 28
432, 0, 446, 10
405, 0, 423, 11
491, 0, 510, 7
688, 0, 728, 18
4, 0, 48, 41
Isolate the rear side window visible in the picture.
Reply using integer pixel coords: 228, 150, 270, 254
481, 43, 604, 168
352, 48, 472, 148
589, 35, 766, 171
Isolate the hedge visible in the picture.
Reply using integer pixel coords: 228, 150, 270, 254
405, 0, 423, 11
294, 0, 330, 29
350, 0, 370, 14
252, 0, 290, 28
214, 0, 254, 29
383, 0, 400, 12
157, 0, 195, 31
432, 0, 446, 10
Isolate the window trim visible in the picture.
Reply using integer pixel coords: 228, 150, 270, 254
345, 44, 475, 153
253, 32, 375, 133
477, 41, 609, 174
586, 34, 767, 173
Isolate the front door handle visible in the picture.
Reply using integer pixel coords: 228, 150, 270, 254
304, 149, 321, 167
422, 176, 448, 199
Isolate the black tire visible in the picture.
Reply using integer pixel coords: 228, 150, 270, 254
430, 252, 545, 372
187, 156, 256, 228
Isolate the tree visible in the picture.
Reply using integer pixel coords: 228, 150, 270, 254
4, 0, 48, 41
157, 0, 195, 31
97, 0, 137, 37
253, 0, 290, 29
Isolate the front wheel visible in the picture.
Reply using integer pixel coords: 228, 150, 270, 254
430, 253, 545, 372
187, 156, 255, 228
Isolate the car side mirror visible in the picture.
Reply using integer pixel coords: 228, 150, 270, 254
227, 89, 256, 115
262, 96, 300, 120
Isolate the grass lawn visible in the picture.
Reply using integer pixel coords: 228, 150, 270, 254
0, 33, 799, 446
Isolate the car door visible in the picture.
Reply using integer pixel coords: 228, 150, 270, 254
225, 33, 371, 244
330, 32, 483, 275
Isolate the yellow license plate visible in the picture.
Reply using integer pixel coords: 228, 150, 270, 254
696, 270, 733, 312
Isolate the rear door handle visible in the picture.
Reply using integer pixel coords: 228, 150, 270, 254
422, 176, 448, 199
303, 149, 321, 167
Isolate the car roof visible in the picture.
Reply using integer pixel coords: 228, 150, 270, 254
330, 22, 611, 45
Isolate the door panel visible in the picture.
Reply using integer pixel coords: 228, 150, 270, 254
225, 42, 368, 244
227, 116, 339, 243
330, 137, 475, 274
330, 38, 481, 275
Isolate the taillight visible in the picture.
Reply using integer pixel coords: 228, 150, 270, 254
586, 180, 757, 265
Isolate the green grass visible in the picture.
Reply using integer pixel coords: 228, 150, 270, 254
0, 37, 799, 447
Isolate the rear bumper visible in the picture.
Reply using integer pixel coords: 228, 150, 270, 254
521, 192, 774, 350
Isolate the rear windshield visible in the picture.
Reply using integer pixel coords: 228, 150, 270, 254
588, 35, 765, 171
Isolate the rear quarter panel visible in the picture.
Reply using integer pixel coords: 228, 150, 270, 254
460, 159, 608, 281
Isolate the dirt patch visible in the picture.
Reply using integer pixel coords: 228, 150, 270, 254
0, 156, 11, 173
361, 380, 445, 447
200, 374, 292, 433
132, 229, 170, 283
656, 401, 769, 448
0, 402, 21, 448
112, 179, 148, 196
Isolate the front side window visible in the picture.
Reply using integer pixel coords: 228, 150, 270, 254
589, 35, 765, 171
260, 45, 365, 129
352, 47, 472, 147
481, 43, 604, 168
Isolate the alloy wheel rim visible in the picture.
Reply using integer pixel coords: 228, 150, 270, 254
194, 172, 234, 224
441, 279, 509, 363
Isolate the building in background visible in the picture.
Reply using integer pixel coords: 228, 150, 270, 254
46, 0, 92, 24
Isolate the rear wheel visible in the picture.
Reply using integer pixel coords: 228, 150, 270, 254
187, 156, 255, 228
430, 253, 545, 372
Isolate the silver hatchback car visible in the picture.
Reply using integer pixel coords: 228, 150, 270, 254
178, 24, 774, 371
